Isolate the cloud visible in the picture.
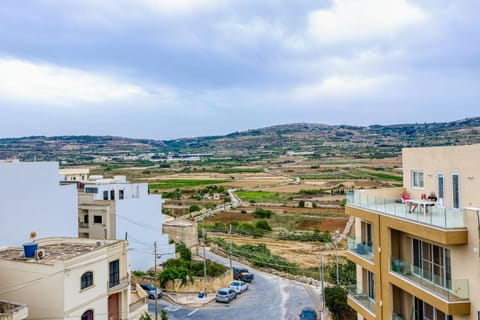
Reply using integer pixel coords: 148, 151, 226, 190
288, 74, 400, 102
308, 0, 428, 44
0, 57, 149, 107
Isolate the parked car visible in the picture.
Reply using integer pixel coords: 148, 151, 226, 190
215, 288, 237, 303
139, 283, 162, 299
229, 280, 248, 293
233, 267, 254, 282
299, 306, 318, 320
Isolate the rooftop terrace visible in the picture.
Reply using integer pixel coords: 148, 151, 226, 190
0, 238, 121, 266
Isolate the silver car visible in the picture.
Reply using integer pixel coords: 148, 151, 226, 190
216, 288, 237, 303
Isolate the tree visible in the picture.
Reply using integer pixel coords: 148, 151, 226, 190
161, 309, 169, 320
324, 286, 355, 320
139, 312, 152, 320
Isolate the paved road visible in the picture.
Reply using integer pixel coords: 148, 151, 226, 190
149, 251, 322, 320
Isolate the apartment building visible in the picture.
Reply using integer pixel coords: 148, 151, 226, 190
0, 161, 78, 247
0, 237, 130, 320
77, 175, 175, 270
346, 145, 479, 320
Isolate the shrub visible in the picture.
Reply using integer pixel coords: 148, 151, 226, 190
253, 208, 272, 219
255, 219, 272, 231
189, 205, 201, 213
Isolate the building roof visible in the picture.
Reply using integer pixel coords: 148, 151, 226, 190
0, 238, 122, 266
163, 219, 196, 227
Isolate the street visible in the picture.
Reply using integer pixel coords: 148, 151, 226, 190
148, 251, 323, 320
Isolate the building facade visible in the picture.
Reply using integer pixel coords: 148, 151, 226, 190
78, 175, 175, 270
0, 161, 78, 247
0, 237, 130, 320
346, 145, 480, 320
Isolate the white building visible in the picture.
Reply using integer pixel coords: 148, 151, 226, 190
0, 237, 132, 320
79, 175, 175, 270
0, 161, 78, 247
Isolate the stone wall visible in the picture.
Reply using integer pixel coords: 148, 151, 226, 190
165, 269, 233, 293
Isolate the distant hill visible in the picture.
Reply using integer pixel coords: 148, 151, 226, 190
1, 117, 480, 162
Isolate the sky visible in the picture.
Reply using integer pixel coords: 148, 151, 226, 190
0, 0, 479, 140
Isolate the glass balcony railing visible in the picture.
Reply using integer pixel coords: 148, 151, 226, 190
347, 284, 376, 315
347, 191, 465, 229
390, 257, 469, 301
347, 236, 374, 263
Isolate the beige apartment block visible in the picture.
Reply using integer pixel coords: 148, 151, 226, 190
346, 144, 480, 320
78, 193, 117, 240
0, 237, 130, 320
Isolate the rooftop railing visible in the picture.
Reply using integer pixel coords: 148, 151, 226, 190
390, 257, 469, 302
347, 191, 465, 229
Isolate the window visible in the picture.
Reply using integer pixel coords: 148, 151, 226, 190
367, 271, 375, 300
119, 190, 124, 200
103, 190, 108, 200
414, 297, 452, 320
85, 187, 98, 194
81, 271, 93, 289
110, 190, 115, 200
93, 215, 102, 224
109, 259, 120, 288
412, 171, 424, 188
81, 310, 93, 320
83, 215, 89, 224
412, 239, 451, 289
452, 173, 460, 209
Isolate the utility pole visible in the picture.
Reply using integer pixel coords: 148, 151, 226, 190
229, 224, 232, 269
202, 228, 207, 296
335, 230, 339, 286
154, 241, 158, 320
320, 254, 325, 320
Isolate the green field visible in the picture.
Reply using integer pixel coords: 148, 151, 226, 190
236, 191, 289, 203
148, 179, 227, 190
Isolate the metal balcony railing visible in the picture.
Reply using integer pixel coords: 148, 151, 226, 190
108, 276, 129, 292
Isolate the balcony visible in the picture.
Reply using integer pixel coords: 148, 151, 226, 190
79, 222, 89, 229
390, 257, 469, 302
347, 236, 374, 263
392, 312, 405, 320
108, 276, 130, 293
347, 191, 465, 229
347, 285, 376, 316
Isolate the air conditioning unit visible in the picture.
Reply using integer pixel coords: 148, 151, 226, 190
35, 249, 46, 259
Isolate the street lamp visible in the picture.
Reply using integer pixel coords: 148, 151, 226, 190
334, 230, 339, 285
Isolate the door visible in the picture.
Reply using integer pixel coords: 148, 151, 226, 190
108, 293, 120, 320
452, 173, 460, 209
436, 173, 444, 206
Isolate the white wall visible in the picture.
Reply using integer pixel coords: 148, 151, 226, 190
0, 162, 78, 247
116, 194, 175, 270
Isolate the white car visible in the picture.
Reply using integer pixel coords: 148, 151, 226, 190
229, 280, 248, 294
